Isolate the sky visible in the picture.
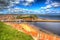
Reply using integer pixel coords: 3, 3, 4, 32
0, 0, 60, 14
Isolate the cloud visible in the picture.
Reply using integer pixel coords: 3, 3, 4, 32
9, 0, 35, 6
22, 0, 34, 6
46, 5, 52, 9
6, 7, 37, 14
45, 0, 60, 8
0, 0, 10, 10
0, 0, 35, 13
8, 0, 20, 7
51, 2, 60, 7
40, 7, 60, 14
45, 2, 60, 9
40, 0, 60, 14
45, 0, 51, 4
22, 2, 30, 6
0, 0, 60, 14
26, 0, 34, 3
40, 2, 60, 14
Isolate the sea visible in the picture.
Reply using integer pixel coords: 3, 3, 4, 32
29, 15, 60, 36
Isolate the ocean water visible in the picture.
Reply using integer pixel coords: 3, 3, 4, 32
29, 15, 60, 36
30, 22, 60, 36
38, 15, 60, 20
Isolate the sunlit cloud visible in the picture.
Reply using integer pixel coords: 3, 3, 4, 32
51, 2, 60, 7
0, 0, 60, 14
7, 7, 37, 14
22, 0, 35, 6
45, 0, 52, 4
39, 0, 60, 14
26, 0, 34, 3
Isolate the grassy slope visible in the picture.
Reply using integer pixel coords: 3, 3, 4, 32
0, 22, 33, 40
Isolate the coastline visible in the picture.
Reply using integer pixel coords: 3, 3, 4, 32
5, 22, 60, 40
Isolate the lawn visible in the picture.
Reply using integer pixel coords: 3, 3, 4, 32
0, 22, 33, 40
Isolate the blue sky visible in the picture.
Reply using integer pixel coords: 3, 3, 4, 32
0, 0, 60, 14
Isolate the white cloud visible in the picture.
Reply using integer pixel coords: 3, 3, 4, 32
13, 0, 20, 4
46, 2, 60, 8
45, 0, 60, 8
23, 3, 30, 6
26, 0, 34, 3
51, 2, 60, 7
10, 0, 34, 6
6, 7, 37, 14
40, 4, 60, 14
22, 0, 34, 6
40, 0, 60, 14
0, 0, 60, 14
7, 0, 20, 8
46, 5, 52, 9
45, 2, 60, 9
45, 0, 51, 4
5, 0, 35, 9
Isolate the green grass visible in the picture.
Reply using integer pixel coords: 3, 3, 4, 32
0, 22, 33, 40
16, 15, 38, 19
